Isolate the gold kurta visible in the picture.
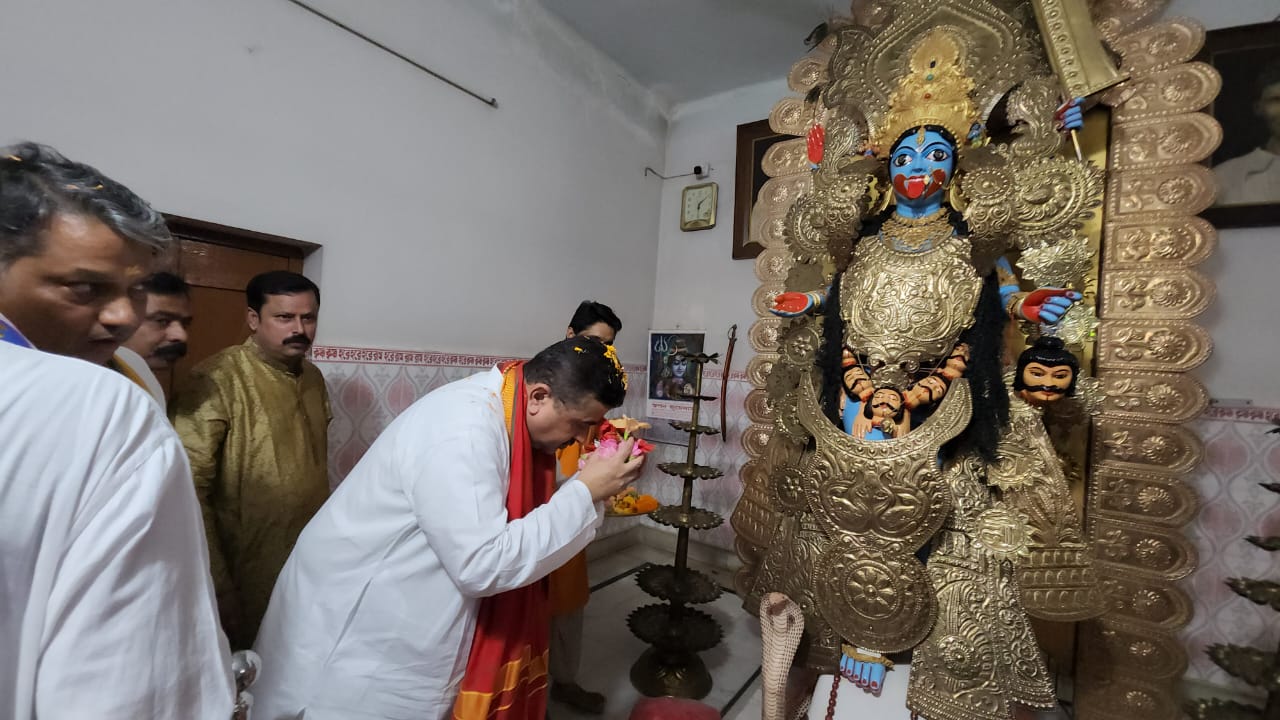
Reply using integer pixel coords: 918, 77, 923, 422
171, 338, 330, 648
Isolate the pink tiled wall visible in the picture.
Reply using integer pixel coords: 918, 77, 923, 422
314, 345, 1280, 696
1180, 406, 1280, 697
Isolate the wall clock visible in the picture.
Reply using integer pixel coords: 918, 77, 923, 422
680, 181, 717, 231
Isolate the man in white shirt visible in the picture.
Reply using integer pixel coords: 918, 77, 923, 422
252, 337, 645, 720
0, 342, 235, 719
1214, 61, 1280, 206
0, 141, 169, 402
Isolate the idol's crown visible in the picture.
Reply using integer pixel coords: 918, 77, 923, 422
873, 29, 980, 155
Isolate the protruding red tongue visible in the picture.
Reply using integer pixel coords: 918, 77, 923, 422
905, 176, 926, 199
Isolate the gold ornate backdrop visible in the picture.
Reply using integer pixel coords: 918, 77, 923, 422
732, 2, 1220, 718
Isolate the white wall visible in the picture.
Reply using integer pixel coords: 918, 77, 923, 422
1167, 0, 1280, 405
653, 3, 1280, 404
651, 78, 790, 358
0, 0, 664, 363
1167, 0, 1277, 29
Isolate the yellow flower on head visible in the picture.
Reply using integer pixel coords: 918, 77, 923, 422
603, 344, 628, 390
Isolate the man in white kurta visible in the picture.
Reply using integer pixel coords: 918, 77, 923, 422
0, 342, 235, 719
252, 346, 642, 720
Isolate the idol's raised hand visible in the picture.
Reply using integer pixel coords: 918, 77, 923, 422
1055, 97, 1085, 133
1021, 288, 1082, 325
770, 290, 825, 318
807, 124, 825, 169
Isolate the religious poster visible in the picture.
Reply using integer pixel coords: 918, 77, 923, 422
645, 330, 705, 423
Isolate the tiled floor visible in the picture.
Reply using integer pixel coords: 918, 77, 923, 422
561, 545, 1079, 719
549, 545, 763, 720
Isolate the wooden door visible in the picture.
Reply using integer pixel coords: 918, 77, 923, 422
159, 216, 318, 398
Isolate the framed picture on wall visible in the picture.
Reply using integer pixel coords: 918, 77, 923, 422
645, 330, 707, 446
733, 119, 791, 259
1198, 21, 1280, 229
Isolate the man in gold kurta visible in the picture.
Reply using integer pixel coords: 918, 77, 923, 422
171, 270, 330, 649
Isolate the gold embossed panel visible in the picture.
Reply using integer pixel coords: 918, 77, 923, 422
1112, 19, 1205, 73
1098, 576, 1194, 630
752, 207, 789, 250
748, 318, 783, 353
1092, 0, 1170, 46
745, 353, 778, 387
1110, 114, 1222, 169
757, 175, 813, 216
754, 247, 794, 283
788, 55, 829, 93
1079, 618, 1189, 679
816, 541, 938, 652
1095, 320, 1213, 372
1077, 15, 1218, 702
1092, 418, 1204, 474
1097, 370, 1209, 423
1110, 165, 1217, 216
1104, 217, 1217, 267
1074, 660, 1183, 720
1101, 269, 1215, 319
1091, 467, 1199, 526
1109, 63, 1220, 122
762, 138, 810, 178
1091, 517, 1198, 582
770, 97, 813, 136
751, 283, 786, 318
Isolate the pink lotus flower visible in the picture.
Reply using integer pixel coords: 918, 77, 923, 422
579, 417, 654, 470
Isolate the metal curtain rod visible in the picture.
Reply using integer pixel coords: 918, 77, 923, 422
282, 0, 499, 108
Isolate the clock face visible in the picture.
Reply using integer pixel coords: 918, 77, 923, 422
681, 183, 717, 229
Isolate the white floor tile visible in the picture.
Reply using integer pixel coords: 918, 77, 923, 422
585, 548, 650, 587
552, 550, 763, 720
723, 678, 761, 720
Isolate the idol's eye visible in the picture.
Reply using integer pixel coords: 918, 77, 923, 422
892, 153, 911, 167
927, 148, 950, 162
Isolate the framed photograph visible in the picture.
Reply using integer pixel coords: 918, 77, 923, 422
645, 330, 706, 424
733, 119, 791, 259
1198, 21, 1280, 228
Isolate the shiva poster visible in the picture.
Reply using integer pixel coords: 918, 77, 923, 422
645, 330, 705, 423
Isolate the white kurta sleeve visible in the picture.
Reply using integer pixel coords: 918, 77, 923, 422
35, 431, 236, 720
408, 422, 602, 599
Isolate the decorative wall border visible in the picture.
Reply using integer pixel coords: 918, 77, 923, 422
312, 344, 651, 374
312, 345, 519, 368
312, 343, 747, 380
1201, 405, 1280, 424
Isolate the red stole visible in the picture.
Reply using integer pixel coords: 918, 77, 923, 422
452, 361, 556, 719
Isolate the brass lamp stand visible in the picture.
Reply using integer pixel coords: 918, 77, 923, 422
628, 351, 725, 699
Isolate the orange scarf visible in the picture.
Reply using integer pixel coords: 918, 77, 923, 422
452, 361, 556, 720
547, 442, 592, 616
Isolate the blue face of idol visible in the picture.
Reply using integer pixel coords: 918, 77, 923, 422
889, 128, 955, 217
